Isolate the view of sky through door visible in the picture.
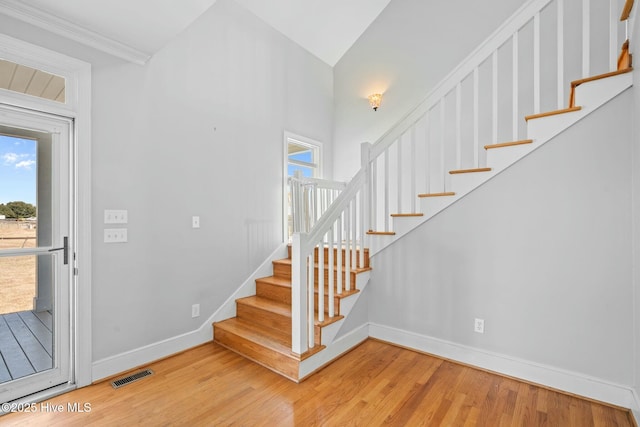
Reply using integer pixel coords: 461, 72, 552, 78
0, 134, 37, 314
0, 134, 37, 205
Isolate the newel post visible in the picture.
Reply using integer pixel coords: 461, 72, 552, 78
291, 233, 308, 355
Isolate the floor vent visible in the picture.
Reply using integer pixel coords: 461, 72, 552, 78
111, 369, 154, 389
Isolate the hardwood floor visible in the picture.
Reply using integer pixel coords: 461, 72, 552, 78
1, 339, 634, 426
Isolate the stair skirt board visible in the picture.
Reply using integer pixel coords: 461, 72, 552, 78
368, 71, 633, 257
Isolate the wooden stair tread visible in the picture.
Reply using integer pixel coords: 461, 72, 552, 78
238, 295, 346, 324
621, 0, 634, 20
570, 67, 633, 89
418, 192, 456, 198
524, 106, 582, 121
484, 139, 533, 150
390, 213, 424, 217
366, 231, 396, 235
449, 167, 492, 174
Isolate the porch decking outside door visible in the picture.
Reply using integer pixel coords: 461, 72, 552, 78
0, 310, 52, 382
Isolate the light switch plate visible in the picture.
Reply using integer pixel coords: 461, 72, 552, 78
104, 228, 128, 243
104, 210, 128, 224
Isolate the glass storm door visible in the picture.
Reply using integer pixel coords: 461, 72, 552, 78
0, 105, 72, 404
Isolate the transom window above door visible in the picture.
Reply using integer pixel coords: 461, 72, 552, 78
0, 59, 66, 104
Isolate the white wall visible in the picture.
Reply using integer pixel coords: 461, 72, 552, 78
1, 0, 333, 366
332, 0, 528, 179
631, 11, 640, 415
369, 91, 634, 391
89, 0, 333, 361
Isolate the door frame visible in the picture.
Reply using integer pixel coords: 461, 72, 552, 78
0, 34, 92, 393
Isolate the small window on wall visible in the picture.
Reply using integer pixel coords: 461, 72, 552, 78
287, 136, 320, 178
284, 132, 322, 241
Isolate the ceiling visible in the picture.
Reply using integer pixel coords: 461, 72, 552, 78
0, 0, 391, 66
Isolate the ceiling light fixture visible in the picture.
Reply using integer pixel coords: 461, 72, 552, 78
368, 93, 382, 111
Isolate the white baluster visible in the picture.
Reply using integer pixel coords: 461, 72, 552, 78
328, 225, 334, 318
397, 138, 402, 213
425, 110, 432, 190
609, 0, 618, 71
372, 159, 378, 232
440, 99, 446, 191
558, 0, 565, 109
456, 82, 462, 170
512, 31, 519, 141
492, 50, 498, 144
318, 239, 324, 323
344, 202, 351, 292
534, 12, 541, 114
291, 233, 307, 354
473, 68, 479, 168
308, 250, 315, 348
337, 213, 343, 294
410, 126, 417, 213
582, 0, 590, 77
384, 148, 390, 230
351, 197, 357, 271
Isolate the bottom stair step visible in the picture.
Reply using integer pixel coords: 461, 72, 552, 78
213, 318, 324, 382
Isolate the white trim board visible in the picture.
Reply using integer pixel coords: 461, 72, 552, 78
369, 323, 638, 412
0, 0, 149, 64
92, 243, 288, 381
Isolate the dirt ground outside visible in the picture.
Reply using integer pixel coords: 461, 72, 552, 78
0, 220, 37, 314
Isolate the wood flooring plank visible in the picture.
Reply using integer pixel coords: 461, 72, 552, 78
18, 311, 52, 356
1, 340, 634, 426
0, 315, 35, 380
4, 313, 51, 372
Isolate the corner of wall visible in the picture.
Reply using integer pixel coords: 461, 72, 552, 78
92, 243, 288, 381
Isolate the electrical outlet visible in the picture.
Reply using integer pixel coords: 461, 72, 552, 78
474, 318, 485, 334
104, 228, 128, 243
191, 304, 200, 318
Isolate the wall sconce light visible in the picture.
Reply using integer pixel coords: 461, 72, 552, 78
368, 93, 383, 111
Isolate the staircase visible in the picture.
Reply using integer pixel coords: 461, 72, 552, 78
214, 245, 371, 382
213, 0, 636, 382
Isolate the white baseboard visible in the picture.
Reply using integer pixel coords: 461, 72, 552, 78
369, 323, 637, 411
299, 323, 369, 380
632, 389, 640, 424
92, 244, 288, 381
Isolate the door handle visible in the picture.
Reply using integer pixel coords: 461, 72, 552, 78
48, 236, 68, 265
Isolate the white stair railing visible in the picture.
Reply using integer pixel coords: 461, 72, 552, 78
289, 171, 346, 235
291, 0, 633, 355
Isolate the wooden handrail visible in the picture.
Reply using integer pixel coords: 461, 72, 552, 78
621, 0, 634, 21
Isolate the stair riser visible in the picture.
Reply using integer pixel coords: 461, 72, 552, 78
256, 281, 291, 304
273, 263, 358, 287
273, 262, 291, 280
450, 171, 495, 196
214, 327, 298, 380
288, 246, 370, 267
486, 144, 533, 172
255, 281, 345, 314
236, 303, 290, 332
